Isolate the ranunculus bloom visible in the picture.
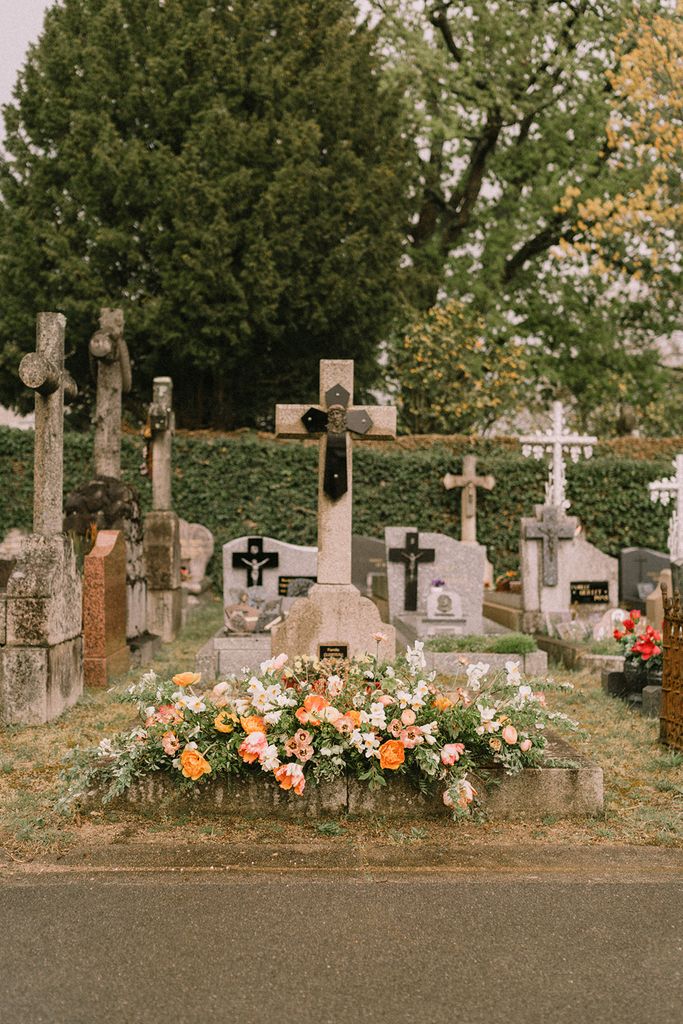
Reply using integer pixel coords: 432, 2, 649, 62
172, 672, 201, 688
401, 708, 416, 726
520, 738, 533, 753
211, 681, 231, 707
400, 726, 423, 749
238, 731, 268, 764
501, 725, 518, 745
335, 715, 356, 736
378, 739, 405, 771
214, 711, 238, 734
161, 731, 180, 756
440, 742, 465, 766
630, 610, 641, 622
179, 746, 211, 780
294, 729, 313, 747
377, 694, 395, 707
274, 762, 306, 795
241, 715, 267, 734
295, 745, 314, 763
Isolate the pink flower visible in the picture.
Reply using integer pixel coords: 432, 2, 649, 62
440, 743, 465, 766
400, 726, 423, 749
161, 731, 180, 756
388, 718, 403, 738
457, 778, 476, 809
372, 631, 388, 644
401, 708, 416, 726
501, 725, 518, 745
274, 762, 306, 795
238, 731, 268, 764
377, 694, 395, 707
443, 790, 454, 808
519, 738, 532, 753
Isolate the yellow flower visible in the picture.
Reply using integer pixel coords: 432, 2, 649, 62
179, 746, 211, 781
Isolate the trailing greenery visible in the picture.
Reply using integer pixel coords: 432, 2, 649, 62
424, 634, 537, 655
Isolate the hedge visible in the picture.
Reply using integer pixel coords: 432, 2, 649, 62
0, 426, 679, 589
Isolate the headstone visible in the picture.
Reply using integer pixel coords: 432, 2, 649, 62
592, 607, 629, 641
385, 527, 486, 637
646, 567, 673, 633
83, 530, 129, 687
179, 519, 214, 595
0, 313, 83, 725
89, 308, 131, 478
143, 377, 182, 642
223, 535, 317, 611
619, 546, 671, 610
270, 359, 397, 662
352, 534, 389, 620
443, 455, 495, 543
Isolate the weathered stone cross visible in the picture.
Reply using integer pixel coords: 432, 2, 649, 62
18, 313, 78, 535
523, 506, 576, 588
89, 307, 131, 479
443, 454, 495, 543
649, 454, 683, 561
148, 377, 175, 512
520, 401, 596, 510
275, 360, 396, 585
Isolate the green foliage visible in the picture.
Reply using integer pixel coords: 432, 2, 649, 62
0, 427, 677, 588
0, 0, 413, 428
424, 634, 537, 655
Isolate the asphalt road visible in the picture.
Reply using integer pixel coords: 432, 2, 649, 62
1, 866, 682, 1024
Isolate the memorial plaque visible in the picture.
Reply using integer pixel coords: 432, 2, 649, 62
319, 643, 348, 660
278, 575, 317, 596
570, 580, 610, 604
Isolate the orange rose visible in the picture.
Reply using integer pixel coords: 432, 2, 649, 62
179, 746, 211, 781
214, 711, 238, 734
378, 739, 405, 771
172, 672, 201, 688
434, 695, 453, 712
241, 715, 266, 734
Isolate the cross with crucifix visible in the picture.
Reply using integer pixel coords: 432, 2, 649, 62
18, 312, 78, 536
443, 455, 495, 543
520, 401, 596, 510
275, 360, 396, 586
649, 454, 683, 561
232, 537, 280, 587
388, 531, 435, 611
89, 307, 131, 479
523, 506, 577, 588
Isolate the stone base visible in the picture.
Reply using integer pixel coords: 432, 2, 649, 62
271, 584, 396, 662
84, 644, 130, 688
196, 629, 272, 682
0, 635, 83, 725
129, 631, 162, 668
146, 587, 182, 643
482, 592, 524, 632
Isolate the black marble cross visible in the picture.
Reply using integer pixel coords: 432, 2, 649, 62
300, 383, 373, 500
388, 531, 435, 611
232, 537, 279, 587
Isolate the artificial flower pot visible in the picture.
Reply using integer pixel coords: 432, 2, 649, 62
623, 659, 647, 693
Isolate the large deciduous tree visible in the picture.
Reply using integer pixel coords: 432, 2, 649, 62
0, 0, 413, 427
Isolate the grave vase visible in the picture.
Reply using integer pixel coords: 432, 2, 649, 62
646, 663, 663, 687
623, 658, 647, 693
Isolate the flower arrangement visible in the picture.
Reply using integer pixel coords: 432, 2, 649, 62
613, 611, 663, 670
62, 643, 576, 817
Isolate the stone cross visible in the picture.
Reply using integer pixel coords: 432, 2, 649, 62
388, 531, 435, 611
18, 312, 78, 536
275, 360, 396, 585
649, 454, 683, 561
89, 307, 131, 478
523, 506, 576, 587
520, 401, 596, 510
148, 377, 175, 511
443, 455, 495, 543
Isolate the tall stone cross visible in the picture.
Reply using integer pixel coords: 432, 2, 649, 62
443, 455, 495, 543
89, 307, 131, 478
523, 507, 577, 587
649, 454, 683, 561
148, 377, 175, 512
520, 401, 596, 510
275, 360, 396, 585
18, 312, 78, 535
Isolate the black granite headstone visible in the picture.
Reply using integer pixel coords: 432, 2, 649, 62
619, 546, 670, 609
351, 534, 387, 597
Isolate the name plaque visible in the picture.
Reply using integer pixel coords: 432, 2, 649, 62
570, 580, 610, 604
319, 643, 348, 661
278, 575, 317, 596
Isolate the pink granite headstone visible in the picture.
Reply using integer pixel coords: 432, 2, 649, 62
83, 530, 130, 687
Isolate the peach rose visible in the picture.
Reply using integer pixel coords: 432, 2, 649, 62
401, 708, 416, 726
519, 738, 533, 753
238, 732, 268, 764
241, 715, 267, 734
377, 694, 395, 707
274, 763, 306, 795
440, 742, 465, 766
179, 745, 211, 781
214, 711, 238, 734
501, 725, 518, 745
378, 739, 405, 771
172, 672, 201, 688
294, 729, 313, 747
296, 745, 314, 763
161, 731, 180, 756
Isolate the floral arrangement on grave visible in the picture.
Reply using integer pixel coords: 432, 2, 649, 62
613, 611, 663, 671
62, 643, 576, 817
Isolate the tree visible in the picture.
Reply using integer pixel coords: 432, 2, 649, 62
0, 0, 413, 427
373, 0, 682, 433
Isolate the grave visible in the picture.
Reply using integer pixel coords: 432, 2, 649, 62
649, 454, 682, 595
443, 454, 495, 585
0, 313, 83, 724
179, 519, 215, 597
83, 530, 129, 687
619, 547, 671, 611
351, 534, 388, 619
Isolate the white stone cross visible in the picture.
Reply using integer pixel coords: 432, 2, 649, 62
89, 307, 131, 479
649, 454, 683, 561
18, 313, 78, 536
520, 401, 596, 510
443, 454, 495, 543
275, 359, 396, 585
148, 377, 175, 512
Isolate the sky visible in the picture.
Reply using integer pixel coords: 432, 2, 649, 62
0, 0, 51, 127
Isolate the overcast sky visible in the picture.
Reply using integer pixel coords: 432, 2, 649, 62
0, 1, 51, 127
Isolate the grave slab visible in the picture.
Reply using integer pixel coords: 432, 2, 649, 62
83, 530, 129, 687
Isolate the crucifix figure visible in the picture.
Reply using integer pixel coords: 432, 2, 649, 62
232, 537, 279, 587
275, 360, 396, 585
148, 377, 175, 512
388, 531, 435, 611
649, 454, 683, 561
19, 312, 78, 535
520, 401, 596, 510
89, 307, 131, 478
523, 506, 577, 588
443, 455, 495, 543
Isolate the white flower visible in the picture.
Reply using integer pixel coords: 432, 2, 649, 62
260, 653, 288, 674
466, 662, 488, 691
187, 725, 200, 739
234, 697, 251, 716
535, 722, 545, 730
420, 721, 439, 745
327, 674, 343, 697
263, 710, 283, 726
260, 744, 281, 772
361, 732, 381, 758
364, 670, 375, 680
145, 706, 156, 719
320, 745, 343, 757
406, 640, 426, 674
518, 685, 533, 701
97, 739, 115, 757
349, 729, 364, 751
411, 681, 430, 708
183, 695, 206, 714
396, 688, 412, 708
384, 666, 395, 679
475, 706, 500, 735
365, 702, 387, 729
140, 670, 157, 686
352, 693, 365, 708
505, 661, 523, 685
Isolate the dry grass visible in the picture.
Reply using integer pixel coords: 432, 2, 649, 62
0, 605, 681, 859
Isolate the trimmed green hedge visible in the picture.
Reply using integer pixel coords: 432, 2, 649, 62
0, 426, 677, 588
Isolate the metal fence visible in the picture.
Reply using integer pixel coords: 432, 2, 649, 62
661, 585, 683, 750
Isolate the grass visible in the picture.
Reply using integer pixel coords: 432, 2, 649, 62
586, 639, 623, 656
424, 632, 537, 654
0, 601, 682, 857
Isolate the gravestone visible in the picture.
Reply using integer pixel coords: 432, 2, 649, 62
443, 455, 495, 586
179, 519, 214, 595
352, 534, 388, 620
385, 527, 486, 639
619, 547, 671, 611
223, 535, 317, 609
520, 401, 596, 511
143, 377, 182, 642
0, 313, 83, 725
83, 530, 129, 687
270, 359, 397, 662
646, 567, 673, 632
